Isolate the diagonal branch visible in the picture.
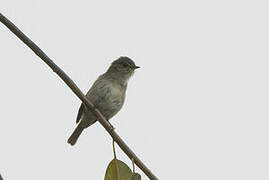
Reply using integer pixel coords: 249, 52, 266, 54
0, 13, 158, 180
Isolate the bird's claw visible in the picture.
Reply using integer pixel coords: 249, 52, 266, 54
108, 121, 115, 131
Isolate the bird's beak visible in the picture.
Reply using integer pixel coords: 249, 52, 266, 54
133, 66, 140, 69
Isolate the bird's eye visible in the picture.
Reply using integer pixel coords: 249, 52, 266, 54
122, 63, 129, 68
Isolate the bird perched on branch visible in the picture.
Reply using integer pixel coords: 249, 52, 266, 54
67, 56, 140, 145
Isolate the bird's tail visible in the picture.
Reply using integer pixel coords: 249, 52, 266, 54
67, 125, 84, 146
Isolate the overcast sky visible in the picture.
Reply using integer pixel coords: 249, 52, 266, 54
1, 0, 269, 180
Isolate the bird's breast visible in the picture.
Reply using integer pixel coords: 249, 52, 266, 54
95, 82, 126, 119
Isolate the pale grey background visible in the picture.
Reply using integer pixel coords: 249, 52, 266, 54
1, 0, 269, 179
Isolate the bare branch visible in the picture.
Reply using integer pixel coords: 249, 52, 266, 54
0, 13, 158, 180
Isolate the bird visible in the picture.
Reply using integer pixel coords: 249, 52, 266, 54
67, 56, 140, 145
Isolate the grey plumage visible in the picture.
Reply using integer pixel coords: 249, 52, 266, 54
68, 57, 139, 145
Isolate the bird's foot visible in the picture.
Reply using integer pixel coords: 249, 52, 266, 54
108, 121, 115, 131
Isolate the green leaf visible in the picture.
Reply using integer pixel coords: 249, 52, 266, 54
131, 173, 141, 180
104, 159, 132, 180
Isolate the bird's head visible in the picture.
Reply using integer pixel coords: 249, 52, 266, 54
106, 56, 140, 83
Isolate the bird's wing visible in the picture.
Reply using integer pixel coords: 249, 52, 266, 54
75, 75, 105, 123
76, 103, 85, 123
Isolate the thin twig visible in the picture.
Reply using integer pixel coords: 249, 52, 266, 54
112, 140, 117, 160
0, 13, 158, 180
112, 140, 121, 180
132, 158, 135, 174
